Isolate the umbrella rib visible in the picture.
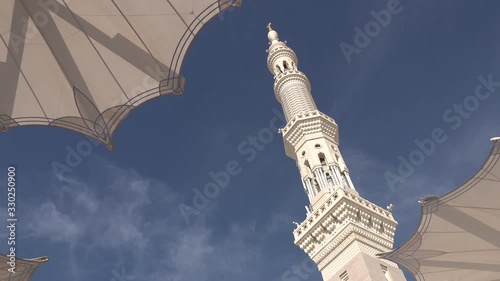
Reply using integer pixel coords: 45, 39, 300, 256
1, 1, 49, 122
165, 0, 194, 35
436, 203, 500, 247
110, 0, 164, 101
18, 0, 94, 104
61, 0, 127, 99
448, 205, 500, 211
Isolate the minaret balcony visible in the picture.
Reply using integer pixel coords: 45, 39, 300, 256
292, 189, 397, 255
281, 110, 339, 159
267, 45, 298, 74
273, 70, 311, 100
274, 69, 303, 81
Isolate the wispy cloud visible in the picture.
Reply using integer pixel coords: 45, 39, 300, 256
26, 202, 83, 244
265, 213, 296, 234
21, 123, 496, 280
22, 160, 272, 281
342, 120, 498, 227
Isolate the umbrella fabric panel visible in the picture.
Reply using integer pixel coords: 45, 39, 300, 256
0, 0, 234, 146
378, 140, 500, 281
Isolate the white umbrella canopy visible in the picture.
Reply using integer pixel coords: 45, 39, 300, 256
0, 255, 48, 281
378, 137, 500, 281
0, 0, 238, 148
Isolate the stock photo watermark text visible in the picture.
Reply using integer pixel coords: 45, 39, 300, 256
6, 166, 17, 273
178, 108, 286, 224
385, 73, 500, 191
339, 0, 405, 64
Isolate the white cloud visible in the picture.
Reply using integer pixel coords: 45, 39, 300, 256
265, 213, 295, 234
159, 222, 263, 281
22, 160, 270, 281
25, 202, 82, 244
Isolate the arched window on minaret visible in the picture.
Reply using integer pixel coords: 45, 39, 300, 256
319, 153, 327, 169
283, 60, 290, 71
304, 160, 312, 174
304, 160, 319, 194
341, 172, 349, 188
325, 171, 334, 191
275, 64, 283, 74
313, 178, 320, 193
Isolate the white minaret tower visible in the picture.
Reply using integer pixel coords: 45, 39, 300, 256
266, 23, 407, 281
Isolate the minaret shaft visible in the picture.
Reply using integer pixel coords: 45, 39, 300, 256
266, 24, 407, 281
266, 24, 357, 209
280, 85, 317, 121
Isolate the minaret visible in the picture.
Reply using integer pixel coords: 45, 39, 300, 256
266, 24, 407, 281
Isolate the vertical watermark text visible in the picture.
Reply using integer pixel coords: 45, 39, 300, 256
6, 166, 17, 273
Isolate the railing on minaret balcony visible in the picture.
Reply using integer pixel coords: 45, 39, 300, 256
301, 163, 357, 200
303, 177, 315, 200
329, 165, 343, 188
345, 171, 356, 190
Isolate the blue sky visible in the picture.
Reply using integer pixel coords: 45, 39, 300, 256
1, 0, 500, 280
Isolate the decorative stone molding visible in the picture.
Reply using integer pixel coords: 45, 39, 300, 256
273, 70, 311, 101
293, 189, 397, 259
282, 111, 339, 159
267, 45, 299, 74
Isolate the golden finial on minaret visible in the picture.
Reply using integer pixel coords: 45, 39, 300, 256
267, 22, 272, 31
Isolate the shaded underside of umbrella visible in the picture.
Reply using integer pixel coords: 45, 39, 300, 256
0, 255, 48, 281
378, 137, 500, 281
0, 0, 238, 148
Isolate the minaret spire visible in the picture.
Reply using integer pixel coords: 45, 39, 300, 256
267, 23, 280, 46
266, 24, 407, 281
